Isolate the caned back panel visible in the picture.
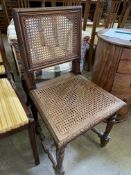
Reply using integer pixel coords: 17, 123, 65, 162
13, 7, 82, 71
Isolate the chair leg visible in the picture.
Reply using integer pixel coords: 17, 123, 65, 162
21, 79, 30, 106
100, 115, 116, 147
28, 119, 40, 165
30, 102, 41, 134
55, 147, 65, 175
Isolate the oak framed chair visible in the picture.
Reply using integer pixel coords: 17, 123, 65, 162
13, 6, 125, 175
0, 32, 39, 165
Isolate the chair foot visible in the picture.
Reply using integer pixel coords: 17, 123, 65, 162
55, 147, 65, 175
100, 115, 116, 147
30, 103, 40, 134
100, 134, 110, 147
28, 118, 40, 165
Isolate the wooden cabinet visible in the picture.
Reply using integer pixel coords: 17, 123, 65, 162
92, 29, 131, 121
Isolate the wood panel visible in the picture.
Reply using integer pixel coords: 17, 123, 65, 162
92, 29, 131, 121
92, 38, 122, 91
121, 48, 131, 60
112, 73, 131, 94
117, 60, 131, 74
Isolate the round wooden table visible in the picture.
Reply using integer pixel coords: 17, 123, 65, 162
92, 29, 131, 122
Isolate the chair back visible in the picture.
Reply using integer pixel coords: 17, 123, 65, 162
93, 0, 104, 26
13, 7, 82, 75
118, 1, 131, 28
87, 0, 104, 70
104, 0, 121, 28
83, 0, 91, 31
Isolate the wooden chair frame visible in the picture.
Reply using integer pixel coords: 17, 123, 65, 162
118, 0, 131, 28
0, 32, 39, 165
87, 0, 104, 71
12, 6, 125, 175
83, 0, 91, 31
104, 0, 121, 28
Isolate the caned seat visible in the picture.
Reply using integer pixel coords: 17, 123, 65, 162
0, 78, 28, 134
30, 74, 125, 147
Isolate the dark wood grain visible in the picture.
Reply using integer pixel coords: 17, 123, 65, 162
92, 29, 131, 121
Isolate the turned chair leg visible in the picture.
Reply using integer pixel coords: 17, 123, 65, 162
55, 147, 65, 175
28, 118, 40, 165
100, 115, 116, 147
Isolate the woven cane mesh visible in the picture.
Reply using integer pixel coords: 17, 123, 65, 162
20, 10, 81, 70
30, 75, 125, 146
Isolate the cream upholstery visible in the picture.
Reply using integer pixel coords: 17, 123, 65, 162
0, 78, 29, 134
0, 51, 3, 63
0, 65, 5, 74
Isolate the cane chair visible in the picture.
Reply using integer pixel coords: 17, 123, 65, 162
13, 6, 125, 175
0, 32, 39, 165
118, 0, 131, 28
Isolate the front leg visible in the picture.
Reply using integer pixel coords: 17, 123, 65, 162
100, 114, 116, 147
55, 146, 66, 175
